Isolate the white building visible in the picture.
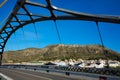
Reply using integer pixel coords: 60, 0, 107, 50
108, 60, 120, 68
54, 61, 68, 66
78, 62, 86, 67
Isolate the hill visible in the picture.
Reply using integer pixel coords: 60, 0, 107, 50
3, 44, 120, 63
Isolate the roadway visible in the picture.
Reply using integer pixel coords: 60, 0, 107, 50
0, 68, 81, 80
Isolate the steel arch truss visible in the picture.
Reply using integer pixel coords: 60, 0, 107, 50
0, 0, 120, 56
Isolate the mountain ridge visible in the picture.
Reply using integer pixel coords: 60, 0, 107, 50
3, 44, 120, 63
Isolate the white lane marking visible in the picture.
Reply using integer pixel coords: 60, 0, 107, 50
0, 73, 13, 80
6, 69, 52, 80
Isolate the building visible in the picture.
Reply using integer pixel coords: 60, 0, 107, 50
108, 60, 120, 68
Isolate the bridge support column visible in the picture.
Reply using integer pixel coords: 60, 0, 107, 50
0, 54, 2, 66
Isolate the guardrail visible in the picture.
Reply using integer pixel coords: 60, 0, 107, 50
55, 66, 120, 76
0, 65, 120, 80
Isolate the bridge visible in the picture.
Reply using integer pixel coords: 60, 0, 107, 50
0, 0, 120, 79
0, 0, 120, 65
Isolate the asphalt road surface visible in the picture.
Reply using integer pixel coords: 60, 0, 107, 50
0, 68, 82, 80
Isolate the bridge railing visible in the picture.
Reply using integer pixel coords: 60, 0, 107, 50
1, 65, 120, 76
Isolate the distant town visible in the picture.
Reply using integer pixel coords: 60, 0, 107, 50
4, 59, 120, 69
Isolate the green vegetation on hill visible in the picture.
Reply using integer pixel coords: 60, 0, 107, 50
3, 44, 120, 63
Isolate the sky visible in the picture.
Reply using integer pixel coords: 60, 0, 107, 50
0, 0, 120, 53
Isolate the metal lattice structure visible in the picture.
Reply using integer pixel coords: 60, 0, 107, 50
0, 0, 120, 65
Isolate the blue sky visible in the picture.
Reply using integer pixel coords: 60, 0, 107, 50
0, 0, 120, 53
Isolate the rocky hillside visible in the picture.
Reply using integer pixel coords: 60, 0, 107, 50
3, 44, 120, 63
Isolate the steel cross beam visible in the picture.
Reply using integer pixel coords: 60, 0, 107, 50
0, 0, 120, 65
